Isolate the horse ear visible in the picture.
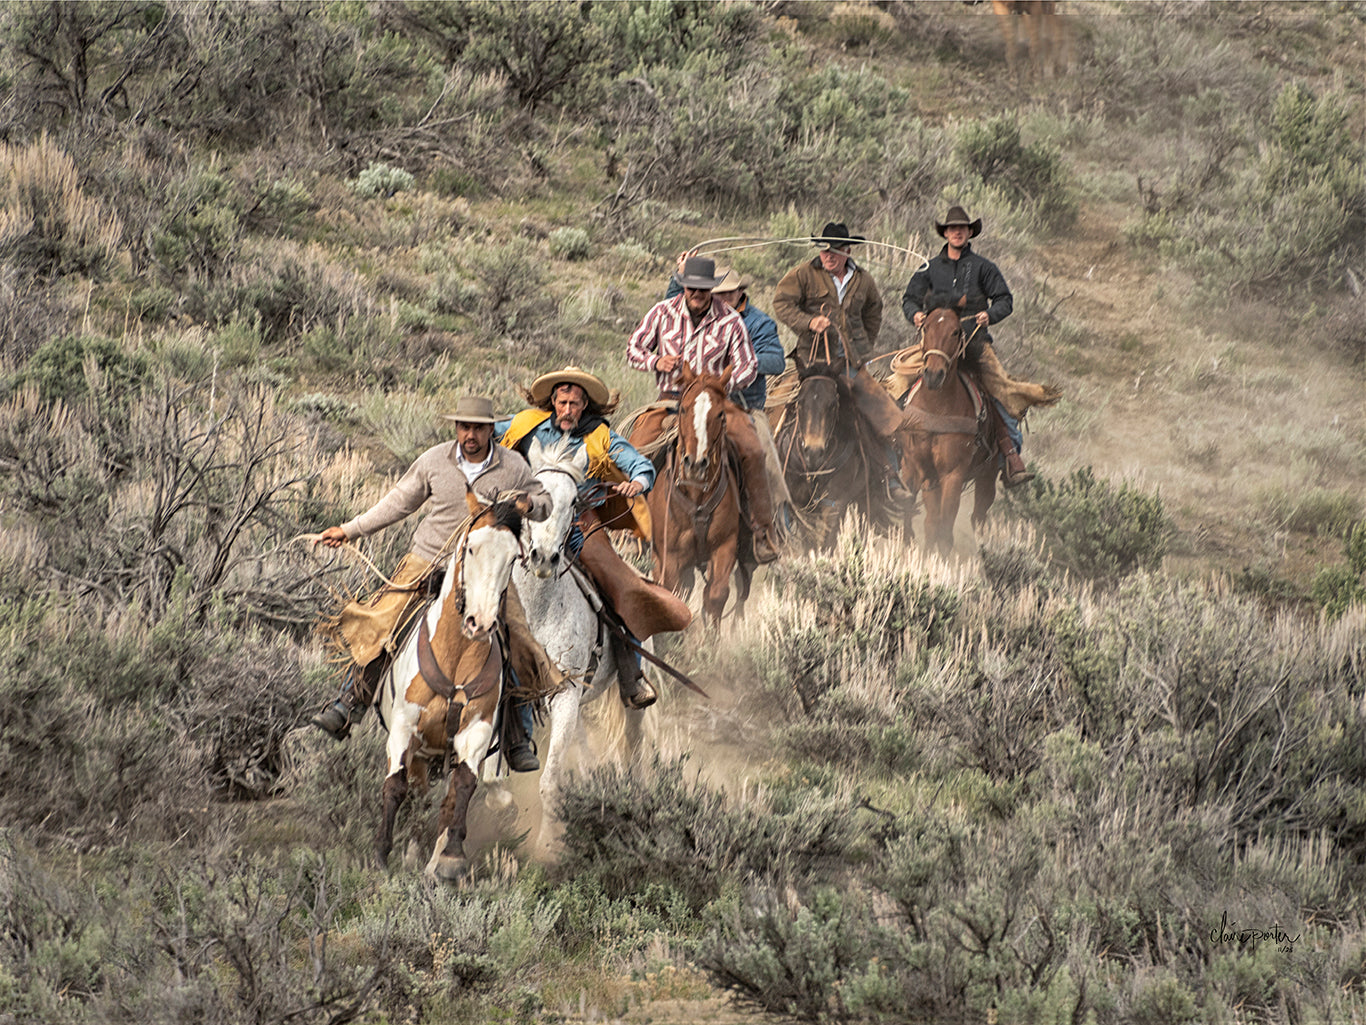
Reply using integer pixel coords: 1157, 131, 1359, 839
679, 362, 697, 385
572, 446, 590, 473
955, 295, 967, 310
793, 348, 808, 372
719, 364, 733, 391
527, 436, 543, 469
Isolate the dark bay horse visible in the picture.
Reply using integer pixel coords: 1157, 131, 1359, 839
647, 364, 752, 624
897, 294, 998, 555
776, 350, 912, 549
374, 489, 529, 881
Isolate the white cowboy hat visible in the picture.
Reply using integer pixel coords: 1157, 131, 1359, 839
528, 365, 612, 406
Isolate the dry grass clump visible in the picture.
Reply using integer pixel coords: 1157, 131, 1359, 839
0, 133, 122, 278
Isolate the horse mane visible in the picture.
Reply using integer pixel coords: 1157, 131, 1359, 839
923, 291, 964, 316
530, 435, 586, 484
472, 496, 525, 536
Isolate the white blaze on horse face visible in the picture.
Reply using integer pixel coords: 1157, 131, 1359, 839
692, 388, 713, 462
461, 524, 519, 638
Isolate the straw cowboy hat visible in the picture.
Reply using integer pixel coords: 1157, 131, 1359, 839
441, 395, 498, 424
713, 267, 747, 293
673, 255, 723, 290
935, 205, 983, 238
812, 221, 867, 250
529, 365, 612, 406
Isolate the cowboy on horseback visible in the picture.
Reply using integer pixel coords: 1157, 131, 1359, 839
896, 205, 1061, 487
496, 366, 691, 712
664, 254, 794, 533
625, 255, 783, 566
309, 395, 558, 773
771, 221, 912, 499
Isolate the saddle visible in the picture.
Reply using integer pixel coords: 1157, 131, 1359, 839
901, 370, 988, 436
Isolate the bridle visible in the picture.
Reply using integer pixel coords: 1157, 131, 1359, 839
919, 309, 978, 371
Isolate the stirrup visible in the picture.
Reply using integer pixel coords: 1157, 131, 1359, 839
310, 700, 357, 742
618, 673, 658, 710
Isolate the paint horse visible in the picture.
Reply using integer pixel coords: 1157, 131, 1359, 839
514, 437, 651, 823
898, 294, 998, 555
647, 364, 753, 624
374, 488, 529, 881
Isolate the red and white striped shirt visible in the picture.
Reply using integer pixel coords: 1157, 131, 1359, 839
626, 295, 758, 395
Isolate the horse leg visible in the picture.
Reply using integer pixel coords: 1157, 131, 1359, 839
971, 464, 998, 536
539, 684, 582, 812
702, 542, 736, 625
427, 761, 478, 882
375, 763, 410, 869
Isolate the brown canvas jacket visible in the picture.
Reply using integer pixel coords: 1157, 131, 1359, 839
772, 256, 884, 365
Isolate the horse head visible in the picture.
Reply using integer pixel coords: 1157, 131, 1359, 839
676, 363, 731, 486
523, 436, 587, 578
457, 487, 525, 638
793, 349, 848, 456
920, 293, 968, 391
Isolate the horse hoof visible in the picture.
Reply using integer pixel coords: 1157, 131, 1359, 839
429, 854, 469, 882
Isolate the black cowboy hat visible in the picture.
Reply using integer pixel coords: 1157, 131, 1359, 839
812, 221, 866, 250
673, 255, 722, 290
935, 206, 982, 238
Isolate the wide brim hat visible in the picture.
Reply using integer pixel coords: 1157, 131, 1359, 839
812, 221, 866, 250
529, 365, 612, 406
673, 255, 722, 290
441, 395, 497, 424
935, 205, 982, 238
713, 267, 746, 293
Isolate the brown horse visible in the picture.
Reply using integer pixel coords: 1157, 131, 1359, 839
374, 489, 529, 881
647, 364, 752, 624
991, 0, 1073, 83
898, 294, 998, 555
776, 350, 911, 549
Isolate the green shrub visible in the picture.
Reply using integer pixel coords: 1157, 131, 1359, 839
547, 225, 591, 261
553, 756, 866, 911
16, 334, 149, 405
1311, 521, 1366, 620
953, 116, 1076, 230
150, 167, 243, 281
351, 161, 415, 199
1004, 467, 1172, 581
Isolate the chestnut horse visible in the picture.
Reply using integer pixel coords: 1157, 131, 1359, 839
374, 488, 528, 881
991, 0, 1073, 83
648, 364, 752, 624
898, 294, 998, 555
776, 349, 914, 549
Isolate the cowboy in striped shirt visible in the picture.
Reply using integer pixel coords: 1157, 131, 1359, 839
625, 256, 781, 565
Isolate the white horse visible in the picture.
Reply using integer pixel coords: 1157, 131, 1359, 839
374, 489, 528, 881
515, 438, 651, 818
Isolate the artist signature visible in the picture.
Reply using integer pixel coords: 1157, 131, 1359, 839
1210, 911, 1301, 954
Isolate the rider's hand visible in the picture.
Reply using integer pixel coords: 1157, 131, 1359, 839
912, 311, 926, 327
316, 525, 348, 548
676, 248, 698, 276
974, 311, 990, 327
655, 353, 680, 373
809, 315, 832, 333
613, 480, 645, 498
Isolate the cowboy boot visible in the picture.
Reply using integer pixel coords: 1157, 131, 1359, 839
993, 407, 1034, 488
502, 700, 540, 772
310, 660, 382, 741
610, 631, 657, 710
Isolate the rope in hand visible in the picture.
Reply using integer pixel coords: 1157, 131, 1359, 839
289, 512, 476, 591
